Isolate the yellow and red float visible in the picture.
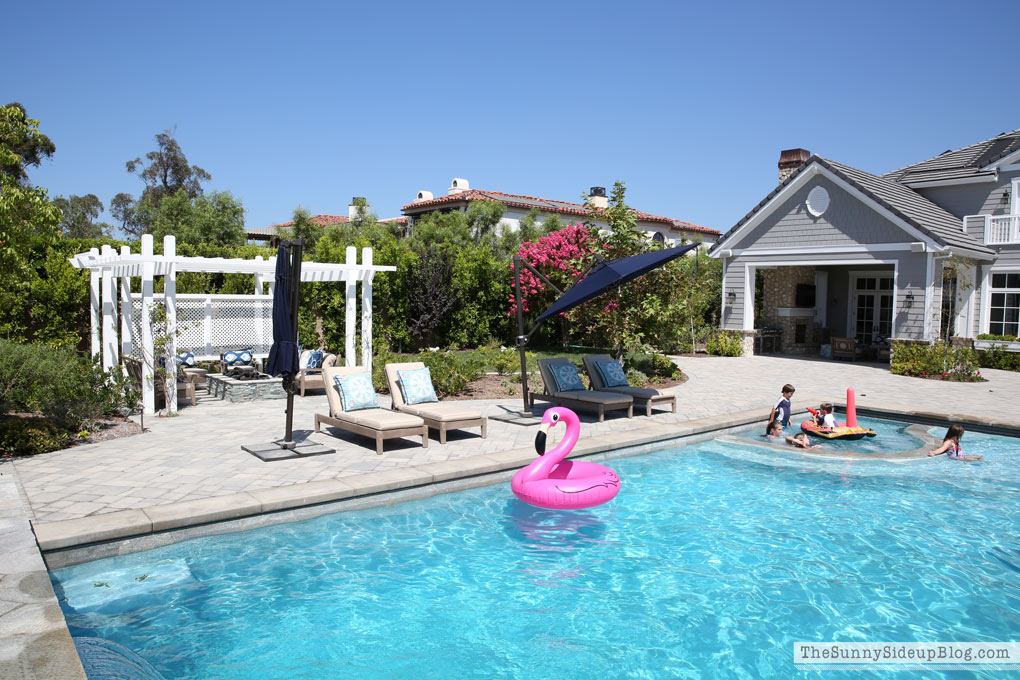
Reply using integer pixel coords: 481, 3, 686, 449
800, 388, 877, 440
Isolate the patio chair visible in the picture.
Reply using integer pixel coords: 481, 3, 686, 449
533, 358, 633, 422
831, 337, 866, 361
123, 357, 196, 408
582, 354, 677, 417
384, 361, 487, 444
297, 352, 337, 396
314, 365, 428, 455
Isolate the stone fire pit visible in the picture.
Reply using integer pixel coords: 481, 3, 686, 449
208, 373, 287, 402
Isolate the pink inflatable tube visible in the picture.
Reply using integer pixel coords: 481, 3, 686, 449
511, 407, 621, 510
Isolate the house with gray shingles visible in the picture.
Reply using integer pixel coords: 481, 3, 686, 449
708, 129, 1020, 356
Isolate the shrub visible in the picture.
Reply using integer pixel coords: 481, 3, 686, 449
890, 341, 982, 381
416, 349, 484, 396
0, 418, 71, 456
624, 352, 680, 380
705, 331, 744, 357
978, 344, 1020, 372
977, 333, 1018, 341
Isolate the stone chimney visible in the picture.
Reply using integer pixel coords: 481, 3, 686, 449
778, 148, 811, 183
588, 186, 608, 209
348, 197, 368, 220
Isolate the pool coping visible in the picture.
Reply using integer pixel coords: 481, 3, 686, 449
35, 400, 1020, 565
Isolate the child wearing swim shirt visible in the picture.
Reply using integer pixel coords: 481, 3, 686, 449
813, 403, 837, 429
928, 424, 982, 461
766, 384, 795, 435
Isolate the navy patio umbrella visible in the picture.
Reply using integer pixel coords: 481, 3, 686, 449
533, 243, 700, 325
266, 245, 300, 378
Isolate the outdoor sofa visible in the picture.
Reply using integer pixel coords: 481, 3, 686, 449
314, 365, 428, 455
384, 361, 487, 444
533, 358, 633, 422
582, 354, 677, 417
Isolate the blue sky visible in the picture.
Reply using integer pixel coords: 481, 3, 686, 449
7, 0, 1019, 237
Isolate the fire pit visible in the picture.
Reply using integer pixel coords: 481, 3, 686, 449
208, 370, 287, 402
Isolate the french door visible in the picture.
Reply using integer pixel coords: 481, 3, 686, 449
851, 275, 893, 345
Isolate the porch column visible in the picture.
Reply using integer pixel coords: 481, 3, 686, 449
344, 246, 356, 366
164, 235, 178, 414
361, 248, 373, 373
140, 235, 155, 414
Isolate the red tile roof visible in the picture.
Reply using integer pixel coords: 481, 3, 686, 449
402, 189, 719, 236
264, 214, 407, 230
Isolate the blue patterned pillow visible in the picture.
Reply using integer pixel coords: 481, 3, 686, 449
595, 360, 628, 387
397, 367, 438, 405
176, 352, 196, 368
333, 373, 378, 412
223, 349, 253, 366
549, 362, 585, 392
306, 350, 324, 370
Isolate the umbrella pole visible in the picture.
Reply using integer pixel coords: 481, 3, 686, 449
283, 240, 304, 446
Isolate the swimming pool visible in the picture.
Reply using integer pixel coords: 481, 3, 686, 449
52, 428, 1020, 679
734, 415, 925, 454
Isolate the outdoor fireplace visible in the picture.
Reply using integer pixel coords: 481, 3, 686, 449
208, 369, 287, 402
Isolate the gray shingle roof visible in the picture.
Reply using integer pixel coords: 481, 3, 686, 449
710, 156, 993, 256
883, 129, 1020, 184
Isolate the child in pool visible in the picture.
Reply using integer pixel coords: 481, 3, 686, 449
766, 384, 795, 435
928, 424, 982, 461
786, 432, 821, 449
762, 421, 783, 439
813, 402, 837, 429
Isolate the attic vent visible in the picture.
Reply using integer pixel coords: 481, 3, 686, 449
416, 190, 433, 201
806, 186, 830, 217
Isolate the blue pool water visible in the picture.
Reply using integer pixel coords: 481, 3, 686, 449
52, 430, 1020, 679
735, 415, 924, 454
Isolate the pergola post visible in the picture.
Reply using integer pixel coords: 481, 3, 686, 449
89, 248, 100, 359
140, 235, 155, 414
254, 255, 265, 353
344, 246, 357, 366
164, 235, 178, 414
120, 245, 133, 356
361, 247, 373, 373
101, 245, 118, 371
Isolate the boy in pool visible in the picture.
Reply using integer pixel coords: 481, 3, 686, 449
786, 432, 821, 449
766, 384, 795, 435
928, 424, 982, 461
813, 402, 837, 430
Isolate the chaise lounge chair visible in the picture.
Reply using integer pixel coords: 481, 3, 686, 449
532, 358, 633, 422
385, 361, 487, 444
582, 354, 677, 417
314, 365, 428, 455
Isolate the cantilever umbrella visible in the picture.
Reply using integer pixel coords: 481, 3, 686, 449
533, 243, 700, 325
514, 243, 700, 415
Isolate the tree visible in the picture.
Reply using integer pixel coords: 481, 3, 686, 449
407, 246, 456, 348
135, 189, 245, 246
583, 180, 642, 257
54, 194, 113, 239
0, 104, 61, 277
0, 103, 55, 184
110, 192, 142, 236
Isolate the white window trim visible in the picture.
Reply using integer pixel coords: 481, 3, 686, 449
1012, 178, 1020, 215
846, 271, 897, 342
983, 268, 1020, 336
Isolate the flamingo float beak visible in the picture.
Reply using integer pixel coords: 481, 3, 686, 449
535, 422, 551, 456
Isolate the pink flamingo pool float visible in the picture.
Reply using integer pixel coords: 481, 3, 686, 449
511, 407, 621, 509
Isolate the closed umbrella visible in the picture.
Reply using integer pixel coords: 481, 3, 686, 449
266, 245, 299, 379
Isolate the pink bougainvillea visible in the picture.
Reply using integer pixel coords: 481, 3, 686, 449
508, 223, 596, 316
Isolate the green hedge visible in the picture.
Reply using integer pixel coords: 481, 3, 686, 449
890, 341, 982, 381
706, 331, 744, 357
978, 344, 1020, 372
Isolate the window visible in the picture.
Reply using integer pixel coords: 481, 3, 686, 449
989, 273, 1020, 336
652, 232, 665, 244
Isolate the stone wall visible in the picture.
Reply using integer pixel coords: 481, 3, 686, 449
760, 266, 819, 355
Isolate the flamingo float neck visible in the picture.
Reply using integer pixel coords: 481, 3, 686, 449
522, 407, 580, 483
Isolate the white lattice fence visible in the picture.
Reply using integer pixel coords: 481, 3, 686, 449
129, 294, 274, 360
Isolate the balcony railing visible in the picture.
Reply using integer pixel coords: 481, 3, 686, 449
965, 213, 1020, 245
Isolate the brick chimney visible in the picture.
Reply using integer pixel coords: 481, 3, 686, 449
778, 148, 811, 183
588, 186, 608, 209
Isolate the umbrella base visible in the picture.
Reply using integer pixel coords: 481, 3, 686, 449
489, 410, 543, 427
242, 440, 335, 461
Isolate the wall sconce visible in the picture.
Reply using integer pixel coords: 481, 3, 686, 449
904, 291, 914, 308
1002, 189, 1011, 207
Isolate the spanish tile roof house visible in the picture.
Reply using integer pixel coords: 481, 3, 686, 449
402, 178, 719, 246
709, 129, 1020, 356
246, 201, 408, 244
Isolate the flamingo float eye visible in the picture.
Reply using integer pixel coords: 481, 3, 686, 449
551, 412, 559, 422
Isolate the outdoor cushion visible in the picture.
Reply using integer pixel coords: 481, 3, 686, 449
333, 373, 378, 412
223, 348, 254, 366
595, 360, 629, 387
306, 349, 324, 369
398, 402, 483, 422
176, 352, 196, 368
351, 409, 427, 431
549, 362, 585, 392
553, 389, 631, 405
397, 367, 438, 405
299, 349, 313, 369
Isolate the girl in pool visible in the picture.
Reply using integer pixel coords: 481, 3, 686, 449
763, 422, 783, 439
928, 424, 982, 461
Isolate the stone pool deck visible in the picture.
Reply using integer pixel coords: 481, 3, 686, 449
3, 355, 1020, 679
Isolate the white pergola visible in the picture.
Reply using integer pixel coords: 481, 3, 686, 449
70, 234, 396, 414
